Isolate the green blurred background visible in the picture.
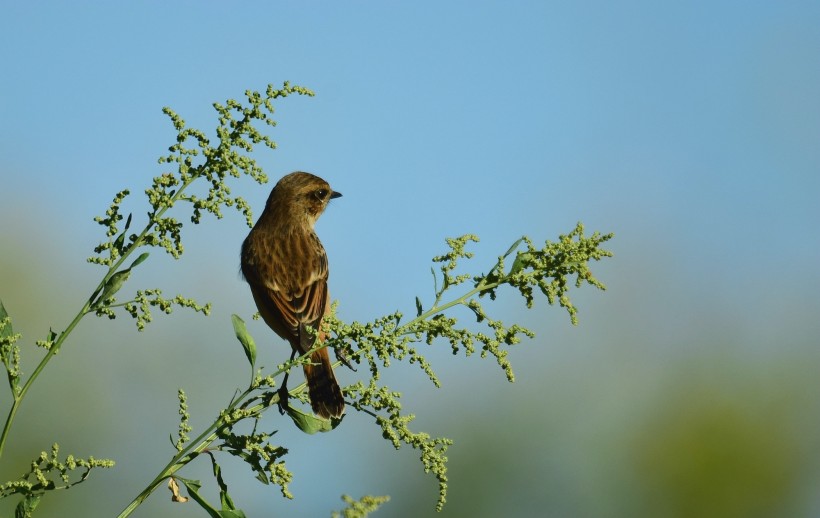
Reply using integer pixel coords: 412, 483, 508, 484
2, 2, 819, 517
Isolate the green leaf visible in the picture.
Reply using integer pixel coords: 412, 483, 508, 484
208, 453, 237, 511
176, 460, 248, 518
254, 470, 270, 484
508, 251, 533, 276
94, 269, 132, 307
177, 478, 221, 518
15, 494, 42, 518
502, 236, 525, 258
129, 252, 150, 269
231, 448, 270, 485
286, 405, 340, 434
231, 314, 257, 368
218, 430, 287, 486
415, 296, 423, 317
113, 213, 133, 254
113, 231, 126, 253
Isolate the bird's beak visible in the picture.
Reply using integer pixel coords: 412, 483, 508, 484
330, 191, 342, 199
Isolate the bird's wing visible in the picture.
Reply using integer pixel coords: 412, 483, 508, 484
265, 251, 329, 355
242, 230, 330, 354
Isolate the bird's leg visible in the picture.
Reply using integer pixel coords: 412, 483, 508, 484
277, 348, 297, 415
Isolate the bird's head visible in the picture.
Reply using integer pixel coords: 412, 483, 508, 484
266, 171, 342, 226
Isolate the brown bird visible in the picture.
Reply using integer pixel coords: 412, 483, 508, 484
240, 171, 345, 419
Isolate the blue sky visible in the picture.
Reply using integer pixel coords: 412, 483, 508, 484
2, 2, 820, 517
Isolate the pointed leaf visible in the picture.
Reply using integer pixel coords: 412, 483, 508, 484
502, 237, 525, 259
129, 252, 150, 269
113, 231, 126, 253
415, 296, 423, 317
220, 437, 276, 485
93, 269, 131, 308
286, 405, 338, 434
177, 478, 221, 518
15, 493, 41, 518
112, 212, 133, 254
208, 453, 237, 511
231, 314, 257, 368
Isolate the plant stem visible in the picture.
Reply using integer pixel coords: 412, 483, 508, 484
0, 302, 88, 458
0, 178, 196, 461
116, 426, 221, 518
117, 260, 505, 516
117, 364, 299, 517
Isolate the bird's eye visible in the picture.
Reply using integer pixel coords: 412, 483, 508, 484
315, 189, 328, 199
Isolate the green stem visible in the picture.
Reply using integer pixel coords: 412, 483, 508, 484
0, 177, 196, 461
403, 276, 497, 336
117, 360, 301, 517
0, 302, 88, 458
116, 422, 222, 518
117, 261, 505, 516
328, 275, 503, 372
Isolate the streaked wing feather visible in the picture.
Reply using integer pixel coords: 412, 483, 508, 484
248, 229, 330, 355
266, 276, 328, 355
298, 279, 329, 354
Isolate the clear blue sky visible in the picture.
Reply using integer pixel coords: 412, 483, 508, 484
2, 2, 820, 517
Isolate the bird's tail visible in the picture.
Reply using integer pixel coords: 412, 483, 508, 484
303, 347, 345, 419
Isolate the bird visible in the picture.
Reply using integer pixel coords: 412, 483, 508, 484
240, 171, 345, 419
